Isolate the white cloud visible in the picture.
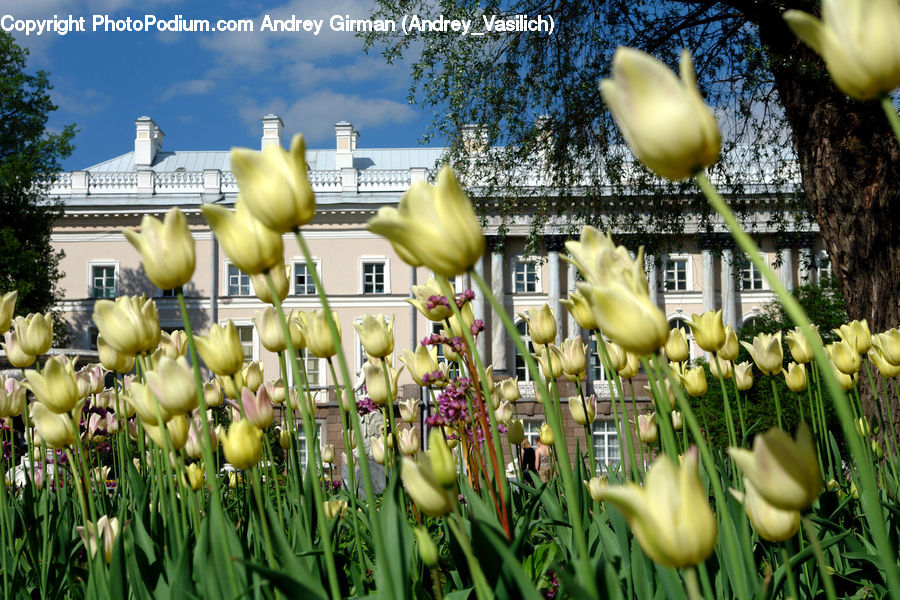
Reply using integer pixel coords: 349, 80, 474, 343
51, 85, 111, 116
161, 78, 216, 101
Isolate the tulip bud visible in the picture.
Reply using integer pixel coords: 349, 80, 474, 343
124, 208, 195, 291
93, 296, 160, 356
354, 314, 395, 359
407, 277, 454, 322
196, 321, 244, 376
559, 337, 588, 381
560, 290, 599, 331
413, 526, 439, 567
535, 345, 564, 380
638, 413, 658, 444
868, 348, 900, 378
305, 309, 340, 359
826, 340, 861, 375
367, 166, 485, 277
400, 345, 444, 388
398, 398, 419, 423
709, 357, 733, 380
202, 199, 284, 275
507, 419, 525, 445
785, 327, 815, 364
741, 332, 784, 376
400, 456, 456, 517
731, 478, 800, 543
734, 361, 754, 391
278, 427, 292, 449
221, 419, 263, 470
596, 449, 717, 567
398, 428, 420, 456
519, 304, 557, 346
584, 476, 608, 502
250, 264, 290, 305
728, 423, 821, 511
665, 328, 690, 363
0, 376, 26, 418
1, 331, 35, 368
681, 366, 708, 397
0, 291, 17, 332
24, 355, 80, 414
871, 329, 900, 366
322, 498, 348, 521
321, 443, 336, 464
144, 415, 190, 451
31, 401, 77, 448
617, 351, 640, 380
183, 463, 205, 492
237, 386, 274, 430
204, 379, 223, 407
253, 306, 288, 353
146, 356, 197, 415
569, 395, 596, 426
497, 377, 520, 403
783, 362, 808, 393
539, 423, 554, 445
363, 361, 402, 406
76, 516, 121, 564
671, 411, 683, 432
686, 310, 725, 353
97, 334, 134, 374
784, 0, 900, 100
370, 436, 386, 465
494, 400, 513, 425
834, 320, 872, 356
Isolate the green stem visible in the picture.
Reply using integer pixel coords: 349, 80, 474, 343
882, 96, 900, 146
780, 546, 799, 600
683, 565, 702, 600
697, 171, 900, 596
802, 516, 837, 600
770, 377, 784, 430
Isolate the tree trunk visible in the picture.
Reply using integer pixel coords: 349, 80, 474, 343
747, 2, 900, 425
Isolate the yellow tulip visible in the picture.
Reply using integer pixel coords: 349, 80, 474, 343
144, 414, 190, 450
784, 0, 900, 100
872, 329, 900, 366
354, 314, 394, 359
252, 306, 286, 353
0, 291, 17, 332
580, 282, 668, 357
31, 401, 77, 448
584, 476, 608, 502
709, 357, 733, 380
407, 277, 454, 322
24, 355, 81, 414
719, 325, 740, 362
599, 48, 720, 181
231, 133, 316, 232
602, 339, 627, 372
367, 166, 485, 277
559, 337, 588, 381
569, 395, 596, 426
681, 366, 708, 397
0, 376, 26, 418
202, 198, 284, 275
741, 332, 783, 376
92, 296, 160, 356
826, 340, 861, 375
597, 450, 717, 567
785, 326, 817, 364
250, 264, 289, 305
734, 361, 754, 391
539, 423, 554, 445
123, 208, 195, 290
145, 356, 197, 415
321, 443, 336, 464
834, 320, 872, 355
618, 351, 641, 380
445, 302, 475, 341
183, 463, 205, 492
76, 515, 120, 564
868, 348, 900, 378
414, 526, 439, 567
1, 331, 35, 368
638, 413, 658, 444
729, 423, 821, 511
221, 419, 263, 470
519, 304, 557, 346
400, 455, 456, 517
363, 360, 402, 406
731, 478, 801, 543
400, 345, 443, 387
96, 334, 134, 373
195, 321, 244, 376
506, 419, 525, 445
665, 328, 690, 363
494, 400, 513, 424
241, 361, 264, 394
125, 382, 171, 426
398, 428, 420, 456
323, 498, 348, 521
783, 362, 808, 393
671, 411, 683, 432
535, 345, 565, 380
12, 312, 53, 356
686, 310, 726, 353
369, 436, 386, 465
305, 309, 340, 359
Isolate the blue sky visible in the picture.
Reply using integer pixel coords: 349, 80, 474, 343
5, 0, 433, 170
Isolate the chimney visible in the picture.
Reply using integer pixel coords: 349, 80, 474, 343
261, 114, 284, 150
134, 117, 163, 169
334, 121, 358, 169
461, 124, 488, 155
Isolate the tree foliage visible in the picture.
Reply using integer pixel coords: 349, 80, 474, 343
0, 31, 75, 316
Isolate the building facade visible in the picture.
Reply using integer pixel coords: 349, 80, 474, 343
45, 115, 830, 474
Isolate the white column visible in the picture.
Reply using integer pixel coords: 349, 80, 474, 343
645, 253, 658, 307
567, 262, 578, 338
548, 250, 563, 339
490, 243, 508, 373
779, 247, 794, 291
473, 255, 487, 360
701, 249, 715, 312
721, 248, 737, 329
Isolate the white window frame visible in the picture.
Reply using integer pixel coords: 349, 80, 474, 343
662, 255, 691, 292
359, 257, 390, 295
292, 258, 321, 296
514, 319, 537, 382
225, 262, 252, 297
587, 338, 609, 382
522, 420, 542, 448
739, 256, 766, 291
816, 250, 833, 282
296, 421, 325, 471
287, 348, 327, 390
512, 257, 541, 294
592, 420, 620, 473
228, 320, 258, 362
88, 261, 119, 299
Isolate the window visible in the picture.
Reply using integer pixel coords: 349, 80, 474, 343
296, 422, 324, 471
160, 288, 176, 297
817, 252, 833, 282
740, 258, 764, 291
361, 261, 387, 294
303, 349, 323, 387
514, 321, 537, 382
293, 261, 317, 295
663, 257, 688, 291
592, 420, 620, 472
235, 324, 255, 361
522, 420, 542, 448
91, 265, 117, 298
227, 264, 251, 296
588, 338, 608, 382
513, 260, 540, 293
742, 315, 762, 329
